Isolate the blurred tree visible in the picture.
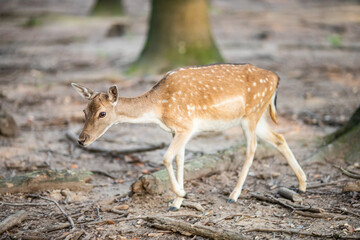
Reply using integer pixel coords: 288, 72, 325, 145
309, 105, 360, 164
91, 0, 124, 16
129, 0, 223, 75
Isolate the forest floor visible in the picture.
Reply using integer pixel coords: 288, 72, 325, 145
1, 0, 360, 239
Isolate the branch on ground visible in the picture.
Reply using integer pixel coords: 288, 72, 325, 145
0, 169, 92, 194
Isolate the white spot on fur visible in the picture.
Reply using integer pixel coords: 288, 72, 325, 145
253, 82, 256, 86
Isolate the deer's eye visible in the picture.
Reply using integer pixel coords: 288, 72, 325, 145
99, 112, 106, 118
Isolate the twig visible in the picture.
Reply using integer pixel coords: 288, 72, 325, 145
214, 214, 253, 224
307, 181, 339, 189
0, 210, 29, 234
44, 222, 71, 232
182, 201, 205, 212
0, 201, 51, 207
334, 207, 360, 218
27, 194, 75, 229
243, 228, 360, 239
64, 229, 86, 240
334, 166, 360, 179
146, 216, 246, 240
85, 214, 204, 225
251, 193, 324, 213
294, 210, 345, 219
66, 130, 165, 156
277, 187, 302, 202
91, 170, 117, 180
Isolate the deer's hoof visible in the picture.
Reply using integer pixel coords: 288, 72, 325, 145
168, 206, 179, 212
226, 198, 236, 204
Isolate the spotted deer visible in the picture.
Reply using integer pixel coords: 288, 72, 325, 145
71, 63, 306, 211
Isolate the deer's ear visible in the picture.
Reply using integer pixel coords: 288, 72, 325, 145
71, 83, 94, 100
108, 85, 118, 104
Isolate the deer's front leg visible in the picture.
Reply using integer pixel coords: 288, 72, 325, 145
163, 132, 191, 211
170, 147, 186, 210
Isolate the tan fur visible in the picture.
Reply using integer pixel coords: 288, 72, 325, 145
72, 63, 306, 210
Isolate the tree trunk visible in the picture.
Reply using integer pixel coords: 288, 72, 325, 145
307, 105, 360, 164
129, 0, 223, 75
91, 0, 124, 16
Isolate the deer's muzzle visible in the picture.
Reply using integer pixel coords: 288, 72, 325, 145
78, 132, 90, 146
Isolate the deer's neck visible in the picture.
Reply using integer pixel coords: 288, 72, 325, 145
115, 93, 159, 124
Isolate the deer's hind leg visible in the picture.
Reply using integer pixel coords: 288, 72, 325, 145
228, 117, 258, 202
256, 115, 307, 192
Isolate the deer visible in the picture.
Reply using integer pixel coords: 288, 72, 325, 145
71, 63, 307, 211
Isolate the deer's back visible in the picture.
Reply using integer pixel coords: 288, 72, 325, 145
149, 64, 279, 132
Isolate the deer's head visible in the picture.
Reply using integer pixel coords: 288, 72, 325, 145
71, 83, 119, 147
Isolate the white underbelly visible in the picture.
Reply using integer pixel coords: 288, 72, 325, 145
193, 118, 243, 132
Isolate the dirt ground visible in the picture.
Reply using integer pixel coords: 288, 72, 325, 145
1, 0, 360, 239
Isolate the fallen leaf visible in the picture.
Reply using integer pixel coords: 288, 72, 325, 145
115, 204, 129, 210
70, 164, 78, 169
135, 162, 144, 168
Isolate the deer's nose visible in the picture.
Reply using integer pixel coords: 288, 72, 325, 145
78, 139, 85, 146
78, 134, 88, 146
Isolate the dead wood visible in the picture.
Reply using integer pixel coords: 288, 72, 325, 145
0, 210, 28, 234
85, 214, 203, 225
251, 193, 324, 213
294, 210, 345, 219
334, 207, 360, 218
307, 181, 341, 189
131, 144, 248, 194
243, 227, 360, 239
91, 170, 117, 180
64, 229, 86, 240
146, 216, 248, 240
0, 201, 50, 207
11, 231, 49, 240
343, 180, 360, 192
28, 194, 75, 229
334, 166, 360, 179
43, 222, 71, 232
0, 169, 93, 194
66, 130, 166, 156
182, 201, 205, 212
277, 187, 302, 202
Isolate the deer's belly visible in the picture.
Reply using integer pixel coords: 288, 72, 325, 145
193, 118, 243, 132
